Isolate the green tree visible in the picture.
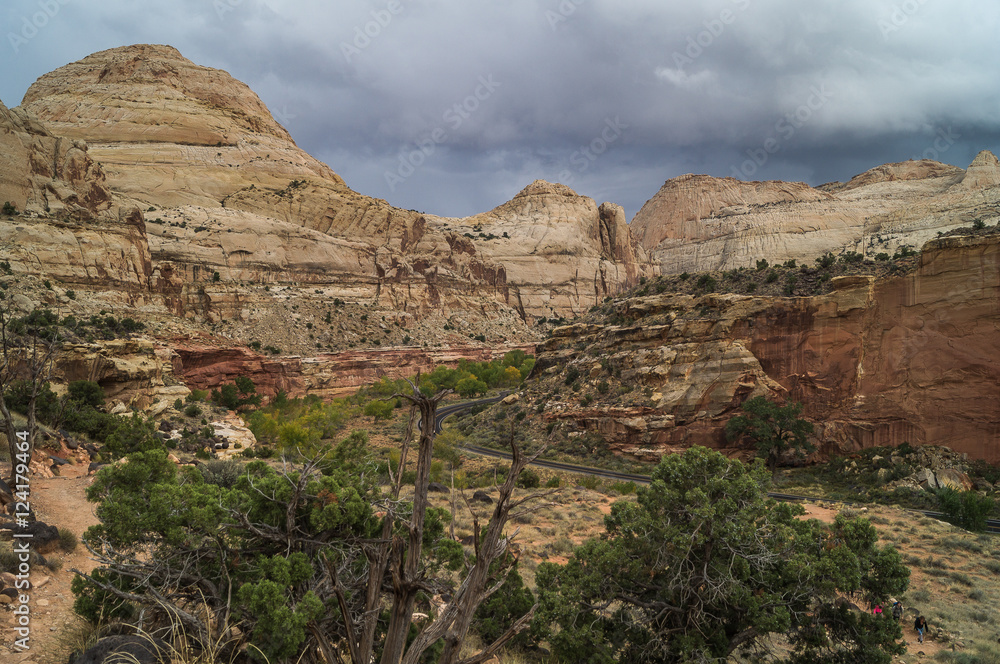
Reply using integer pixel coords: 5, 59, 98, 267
363, 399, 395, 421
212, 376, 262, 411
725, 396, 815, 476
501, 366, 523, 387
77, 391, 541, 664
67, 380, 105, 409
456, 377, 487, 398
534, 447, 909, 664
936, 488, 995, 532
102, 414, 162, 460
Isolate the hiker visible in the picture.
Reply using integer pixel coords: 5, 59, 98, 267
892, 601, 903, 621
873, 604, 883, 617
914, 615, 927, 643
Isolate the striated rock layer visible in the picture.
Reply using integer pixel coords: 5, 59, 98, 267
18, 44, 652, 321
170, 342, 538, 400
633, 155, 1000, 275
41, 337, 536, 411
537, 234, 1000, 463
0, 98, 114, 219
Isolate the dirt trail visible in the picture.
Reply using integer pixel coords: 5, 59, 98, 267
1, 462, 99, 664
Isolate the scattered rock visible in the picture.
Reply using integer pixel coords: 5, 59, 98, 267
936, 468, 973, 491
471, 491, 493, 504
0, 520, 60, 554
427, 482, 449, 493
68, 635, 172, 664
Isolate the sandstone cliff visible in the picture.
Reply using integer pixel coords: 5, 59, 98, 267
18, 44, 652, 324
534, 233, 1000, 464
633, 156, 1000, 274
0, 98, 113, 219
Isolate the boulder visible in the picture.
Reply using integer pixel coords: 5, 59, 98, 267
0, 520, 60, 554
935, 468, 973, 492
471, 491, 493, 504
913, 469, 939, 490
427, 482, 449, 493
68, 635, 171, 664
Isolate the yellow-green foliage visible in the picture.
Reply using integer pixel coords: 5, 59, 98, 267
245, 396, 355, 455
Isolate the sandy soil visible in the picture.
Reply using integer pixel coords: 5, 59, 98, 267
0, 462, 99, 664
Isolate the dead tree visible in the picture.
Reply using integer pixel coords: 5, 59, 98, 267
334, 382, 547, 664
0, 304, 57, 480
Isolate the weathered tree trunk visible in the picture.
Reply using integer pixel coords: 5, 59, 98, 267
0, 307, 55, 481
379, 388, 445, 664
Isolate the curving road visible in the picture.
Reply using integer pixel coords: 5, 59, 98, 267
437, 395, 1000, 534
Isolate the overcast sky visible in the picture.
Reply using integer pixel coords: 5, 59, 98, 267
4, 0, 1000, 219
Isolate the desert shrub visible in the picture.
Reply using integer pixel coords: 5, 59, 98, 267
517, 469, 541, 489
102, 415, 162, 460
816, 252, 836, 268
186, 389, 209, 402
363, 400, 395, 421
59, 528, 78, 553
937, 488, 995, 532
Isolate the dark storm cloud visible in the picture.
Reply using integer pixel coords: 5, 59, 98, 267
3, 0, 999, 218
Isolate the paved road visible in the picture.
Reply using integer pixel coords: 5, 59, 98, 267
437, 395, 1000, 534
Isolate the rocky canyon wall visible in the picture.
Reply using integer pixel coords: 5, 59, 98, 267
537, 234, 1000, 463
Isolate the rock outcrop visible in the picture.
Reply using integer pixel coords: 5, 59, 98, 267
171, 341, 538, 400
18, 45, 652, 324
633, 156, 1000, 275
535, 233, 1000, 463
0, 98, 113, 219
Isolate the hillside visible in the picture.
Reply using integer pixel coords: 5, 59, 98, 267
13, 44, 653, 327
632, 154, 1000, 274
492, 228, 1000, 465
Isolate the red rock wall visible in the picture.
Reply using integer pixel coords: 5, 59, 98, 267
172, 342, 538, 400
541, 236, 1000, 463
